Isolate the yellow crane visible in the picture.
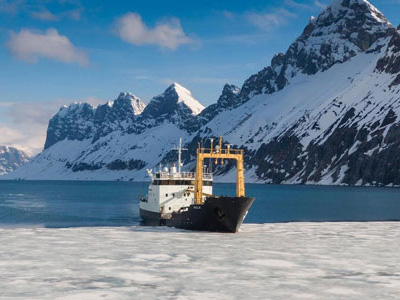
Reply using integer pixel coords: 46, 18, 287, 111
194, 136, 245, 205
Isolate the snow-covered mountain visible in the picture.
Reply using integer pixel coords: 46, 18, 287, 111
45, 91, 146, 149
6, 0, 400, 186
0, 146, 30, 175
6, 83, 204, 180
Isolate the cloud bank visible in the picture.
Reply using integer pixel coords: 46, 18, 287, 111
7, 28, 88, 65
245, 9, 296, 31
0, 101, 61, 154
0, 97, 104, 155
115, 13, 192, 50
30, 9, 60, 21
30, 7, 83, 21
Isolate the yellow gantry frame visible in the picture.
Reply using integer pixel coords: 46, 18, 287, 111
194, 137, 245, 205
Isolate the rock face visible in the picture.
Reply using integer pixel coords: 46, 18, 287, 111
238, 0, 392, 104
0, 146, 30, 175
140, 82, 204, 132
376, 25, 400, 87
45, 103, 95, 149
7, 83, 205, 179
7, 0, 400, 186
200, 84, 240, 122
45, 92, 146, 149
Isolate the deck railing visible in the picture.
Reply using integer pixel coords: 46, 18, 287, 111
155, 171, 213, 180
197, 148, 244, 155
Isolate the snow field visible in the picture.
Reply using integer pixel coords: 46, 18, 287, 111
0, 223, 399, 299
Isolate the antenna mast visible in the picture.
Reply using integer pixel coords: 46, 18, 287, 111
173, 138, 187, 174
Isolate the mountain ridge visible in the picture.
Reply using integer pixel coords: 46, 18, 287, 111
6, 0, 400, 186
0, 146, 30, 176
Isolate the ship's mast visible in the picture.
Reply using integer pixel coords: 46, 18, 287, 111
173, 138, 187, 174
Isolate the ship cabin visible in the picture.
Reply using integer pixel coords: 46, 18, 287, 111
140, 164, 213, 215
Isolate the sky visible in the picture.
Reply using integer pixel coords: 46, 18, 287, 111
0, 0, 399, 154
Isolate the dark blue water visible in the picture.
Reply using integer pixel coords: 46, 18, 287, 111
0, 181, 399, 227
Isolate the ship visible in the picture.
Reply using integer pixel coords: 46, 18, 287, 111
139, 137, 255, 233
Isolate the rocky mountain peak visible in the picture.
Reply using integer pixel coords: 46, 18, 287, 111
143, 83, 204, 119
57, 102, 95, 118
218, 84, 240, 107
329, 0, 386, 17
45, 102, 96, 149
0, 146, 30, 175
222, 83, 240, 94
291, 0, 391, 69
114, 92, 146, 115
238, 0, 393, 103
199, 84, 240, 122
168, 82, 204, 115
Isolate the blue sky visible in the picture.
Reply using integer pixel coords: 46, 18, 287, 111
0, 0, 399, 153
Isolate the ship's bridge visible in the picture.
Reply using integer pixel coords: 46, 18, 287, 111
151, 169, 213, 186
140, 138, 214, 215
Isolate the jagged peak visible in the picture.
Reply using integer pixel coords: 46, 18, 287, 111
114, 92, 146, 115
117, 91, 141, 101
147, 83, 204, 116
310, 0, 392, 32
216, 84, 240, 108
0, 145, 30, 156
289, 0, 393, 68
330, 0, 368, 8
173, 83, 204, 115
167, 82, 189, 93
57, 102, 95, 118
222, 84, 240, 95
322, 0, 391, 26
237, 0, 394, 103
0, 145, 11, 153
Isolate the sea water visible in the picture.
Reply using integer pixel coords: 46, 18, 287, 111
0, 181, 399, 299
1, 181, 400, 227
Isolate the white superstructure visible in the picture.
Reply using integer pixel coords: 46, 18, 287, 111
140, 139, 213, 216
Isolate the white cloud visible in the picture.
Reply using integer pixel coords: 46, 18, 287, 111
246, 9, 296, 30
0, 124, 45, 155
31, 9, 59, 21
284, 0, 313, 10
314, 0, 328, 9
31, 7, 83, 21
0, 101, 60, 154
0, 97, 104, 155
114, 12, 192, 50
64, 8, 82, 21
0, 0, 83, 20
7, 28, 88, 65
0, 101, 14, 108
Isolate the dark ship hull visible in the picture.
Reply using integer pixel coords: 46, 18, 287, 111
140, 196, 255, 233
